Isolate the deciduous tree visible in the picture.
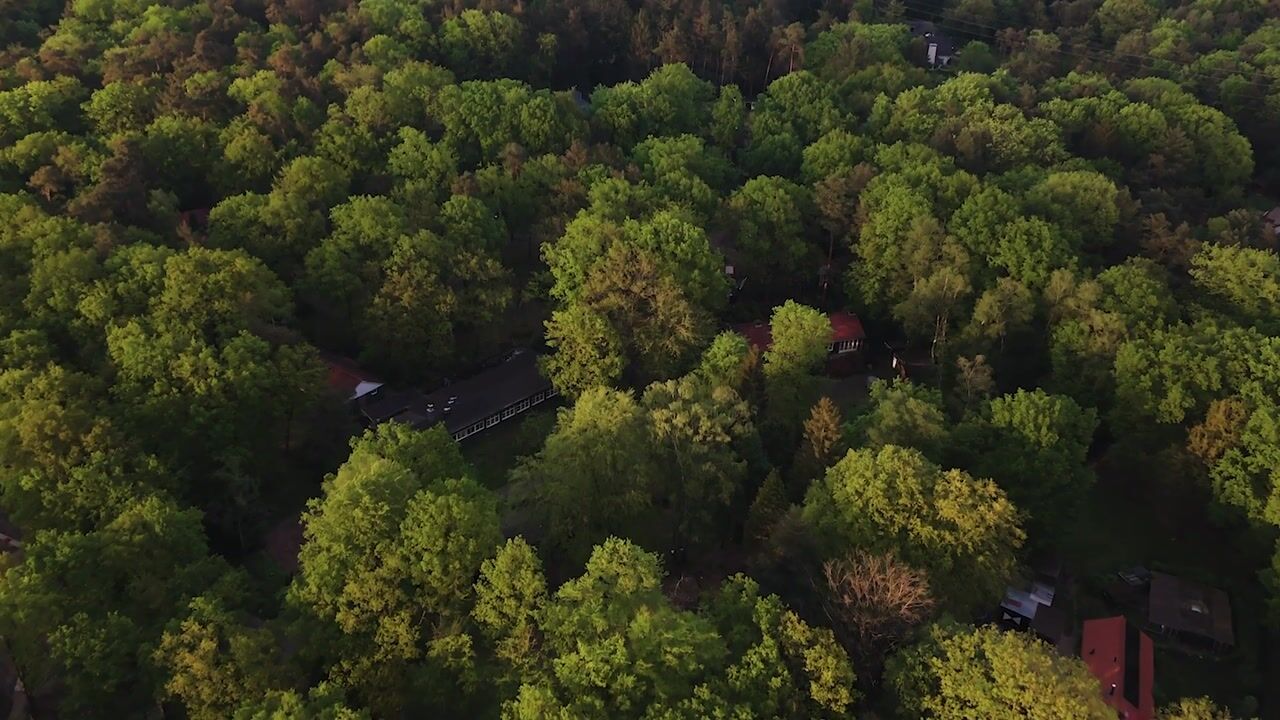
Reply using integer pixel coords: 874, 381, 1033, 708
886, 623, 1113, 719
803, 445, 1023, 611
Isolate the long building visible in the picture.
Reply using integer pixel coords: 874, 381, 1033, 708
324, 349, 557, 442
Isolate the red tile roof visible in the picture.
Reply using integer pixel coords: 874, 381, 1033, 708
322, 354, 382, 400
1081, 616, 1154, 720
828, 311, 866, 343
734, 311, 866, 351
736, 321, 774, 350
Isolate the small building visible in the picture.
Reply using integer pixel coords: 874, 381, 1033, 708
734, 311, 867, 363
907, 20, 957, 68
323, 353, 385, 402
1081, 616, 1155, 720
996, 561, 1073, 652
1263, 206, 1280, 237
1147, 572, 1234, 650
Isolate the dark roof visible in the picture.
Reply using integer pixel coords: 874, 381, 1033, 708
906, 19, 957, 56
346, 349, 553, 437
1148, 572, 1234, 646
419, 349, 552, 435
1081, 616, 1155, 720
1031, 604, 1071, 651
734, 312, 866, 351
356, 386, 413, 424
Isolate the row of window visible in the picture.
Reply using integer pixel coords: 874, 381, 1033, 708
828, 339, 863, 354
450, 387, 559, 441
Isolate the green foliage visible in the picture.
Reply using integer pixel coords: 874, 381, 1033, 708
745, 469, 789, 543
503, 539, 858, 719
886, 623, 1113, 719
0, 496, 226, 716
590, 64, 716, 149
234, 683, 369, 719
512, 388, 659, 562
644, 376, 760, 547
154, 590, 290, 720
0, 0, 1275, 710
958, 389, 1098, 540
848, 380, 950, 461
1159, 696, 1237, 720
542, 304, 625, 398
763, 301, 830, 380
727, 176, 814, 279
287, 424, 500, 715
472, 537, 548, 688
439, 10, 524, 80
803, 445, 1024, 611
1190, 244, 1280, 334
697, 331, 755, 392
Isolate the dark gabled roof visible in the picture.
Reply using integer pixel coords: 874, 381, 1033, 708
355, 386, 414, 424
906, 19, 957, 56
344, 349, 553, 438
419, 349, 552, 435
1148, 572, 1234, 646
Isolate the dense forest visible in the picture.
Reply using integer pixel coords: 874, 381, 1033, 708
1, 0, 1279, 717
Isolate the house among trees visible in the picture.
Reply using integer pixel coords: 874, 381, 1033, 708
324, 350, 557, 442
1081, 616, 1155, 720
907, 20, 957, 68
997, 581, 1072, 652
1264, 206, 1280, 237
1147, 572, 1235, 651
323, 353, 385, 402
735, 311, 866, 371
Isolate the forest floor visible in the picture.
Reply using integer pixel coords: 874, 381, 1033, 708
1063, 458, 1275, 716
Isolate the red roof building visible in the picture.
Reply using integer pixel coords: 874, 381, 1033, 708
322, 354, 384, 401
1081, 616, 1155, 720
734, 311, 866, 355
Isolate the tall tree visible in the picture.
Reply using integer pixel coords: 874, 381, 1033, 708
511, 388, 660, 563
644, 376, 760, 549
957, 390, 1098, 541
286, 424, 500, 716
154, 589, 291, 720
791, 396, 845, 494
847, 380, 950, 462
0, 496, 226, 717
803, 445, 1023, 611
887, 623, 1113, 719
822, 550, 936, 676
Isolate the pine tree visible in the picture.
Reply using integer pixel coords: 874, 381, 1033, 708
791, 396, 843, 496
744, 469, 789, 545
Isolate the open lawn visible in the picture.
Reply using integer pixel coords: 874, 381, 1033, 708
1062, 457, 1274, 716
